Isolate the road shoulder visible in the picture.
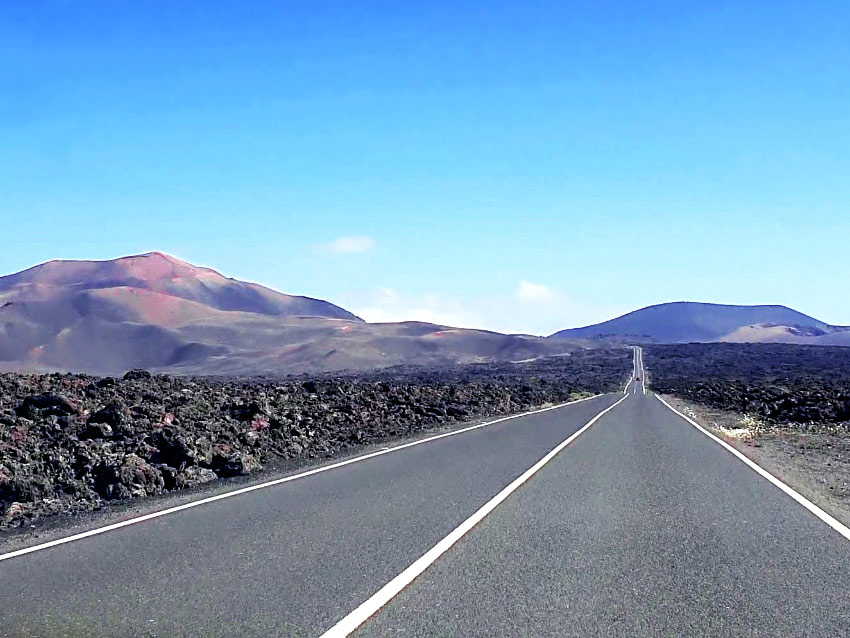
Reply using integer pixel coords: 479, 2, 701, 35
0, 394, 614, 557
661, 394, 850, 528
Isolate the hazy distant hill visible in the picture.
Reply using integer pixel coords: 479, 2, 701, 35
0, 252, 578, 375
549, 301, 850, 345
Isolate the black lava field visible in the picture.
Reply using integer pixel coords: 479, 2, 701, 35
645, 343, 850, 426
0, 349, 630, 530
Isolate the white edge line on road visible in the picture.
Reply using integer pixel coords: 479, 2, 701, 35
624, 346, 637, 395
0, 394, 605, 564
320, 392, 629, 638
656, 395, 850, 543
638, 348, 645, 395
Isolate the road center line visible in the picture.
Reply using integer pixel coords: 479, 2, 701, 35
0, 394, 605, 564
320, 392, 629, 638
624, 346, 638, 395
656, 395, 850, 542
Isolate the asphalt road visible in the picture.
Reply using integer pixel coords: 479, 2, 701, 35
3, 349, 850, 636
1, 391, 617, 637
357, 386, 850, 637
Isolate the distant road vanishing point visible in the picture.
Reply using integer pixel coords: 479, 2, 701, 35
3, 349, 850, 637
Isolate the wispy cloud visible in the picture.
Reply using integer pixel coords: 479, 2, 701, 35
340, 282, 629, 336
516, 280, 553, 301
349, 288, 481, 329
316, 236, 376, 255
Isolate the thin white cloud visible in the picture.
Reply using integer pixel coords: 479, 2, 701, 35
317, 236, 376, 255
517, 280, 553, 302
353, 289, 480, 328
340, 282, 629, 336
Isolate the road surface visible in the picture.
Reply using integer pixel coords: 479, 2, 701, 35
2, 349, 849, 636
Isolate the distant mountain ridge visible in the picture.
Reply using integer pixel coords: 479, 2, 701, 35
4, 254, 847, 376
549, 301, 850, 346
0, 252, 578, 375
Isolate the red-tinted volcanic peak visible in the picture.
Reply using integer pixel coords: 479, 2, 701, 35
0, 251, 224, 288
0, 252, 361, 322
108, 251, 223, 281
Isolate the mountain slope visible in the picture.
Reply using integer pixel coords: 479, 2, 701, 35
0, 253, 579, 375
0, 252, 360, 321
549, 301, 850, 344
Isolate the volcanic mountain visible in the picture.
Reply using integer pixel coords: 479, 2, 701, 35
0, 251, 359, 321
0, 252, 577, 375
549, 301, 850, 345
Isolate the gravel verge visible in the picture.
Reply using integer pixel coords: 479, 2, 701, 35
660, 395, 850, 529
643, 343, 850, 528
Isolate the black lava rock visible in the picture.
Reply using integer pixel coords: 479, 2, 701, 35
644, 343, 850, 427
15, 393, 76, 419
80, 422, 114, 440
150, 427, 196, 468
123, 369, 152, 381
87, 403, 126, 428
92, 455, 164, 500
0, 347, 631, 529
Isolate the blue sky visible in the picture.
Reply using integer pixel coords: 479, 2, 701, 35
3, 1, 849, 334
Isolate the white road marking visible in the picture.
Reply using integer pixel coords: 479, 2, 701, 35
0, 394, 604, 564
624, 345, 645, 396
657, 395, 850, 543
624, 346, 639, 395
637, 347, 646, 395
320, 392, 629, 637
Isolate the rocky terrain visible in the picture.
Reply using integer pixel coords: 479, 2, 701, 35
0, 349, 630, 530
644, 343, 850, 426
